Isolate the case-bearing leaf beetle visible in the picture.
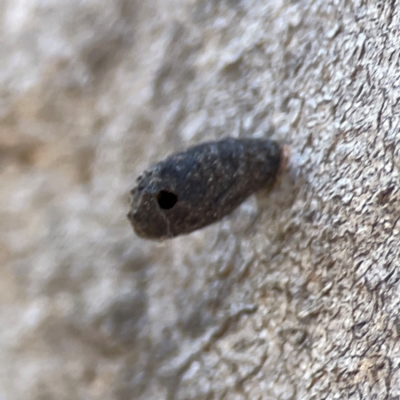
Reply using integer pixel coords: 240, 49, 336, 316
127, 137, 283, 239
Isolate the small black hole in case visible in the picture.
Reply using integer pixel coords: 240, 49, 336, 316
157, 190, 178, 209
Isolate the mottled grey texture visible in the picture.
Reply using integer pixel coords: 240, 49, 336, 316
1, 0, 400, 399
129, 138, 281, 239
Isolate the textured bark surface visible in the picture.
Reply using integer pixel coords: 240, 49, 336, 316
1, 0, 399, 399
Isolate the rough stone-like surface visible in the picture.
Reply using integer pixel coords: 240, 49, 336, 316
1, 0, 399, 399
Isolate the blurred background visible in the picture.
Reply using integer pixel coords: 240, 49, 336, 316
0, 0, 306, 399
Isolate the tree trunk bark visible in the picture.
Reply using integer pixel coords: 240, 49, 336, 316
1, 0, 398, 399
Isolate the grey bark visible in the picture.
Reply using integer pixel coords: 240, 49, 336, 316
0, 0, 398, 399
